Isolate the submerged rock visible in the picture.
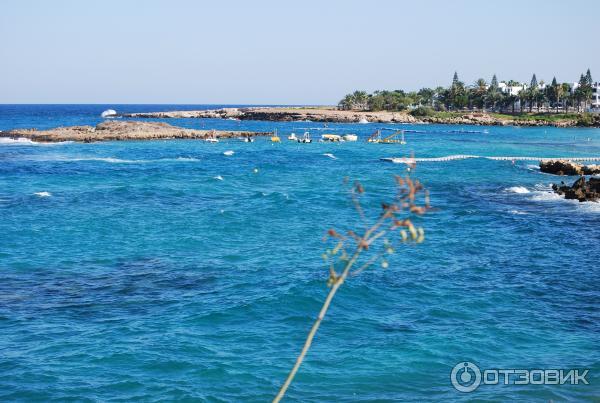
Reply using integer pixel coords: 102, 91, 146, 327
552, 176, 600, 202
540, 160, 600, 176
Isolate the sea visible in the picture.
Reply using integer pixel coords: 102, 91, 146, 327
1, 105, 599, 401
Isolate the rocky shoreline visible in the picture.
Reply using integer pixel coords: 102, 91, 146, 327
0, 121, 268, 143
122, 107, 596, 127
539, 160, 600, 202
540, 160, 600, 176
552, 177, 600, 202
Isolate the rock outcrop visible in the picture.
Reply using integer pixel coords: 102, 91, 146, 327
0, 120, 267, 143
120, 107, 591, 127
540, 160, 600, 175
552, 176, 600, 202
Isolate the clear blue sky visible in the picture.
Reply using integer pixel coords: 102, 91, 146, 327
1, 0, 598, 104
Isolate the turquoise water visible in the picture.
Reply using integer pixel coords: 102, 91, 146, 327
1, 105, 599, 401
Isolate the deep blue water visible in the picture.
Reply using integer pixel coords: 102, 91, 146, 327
1, 105, 599, 401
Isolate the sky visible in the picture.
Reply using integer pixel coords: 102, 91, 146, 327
1, 0, 598, 104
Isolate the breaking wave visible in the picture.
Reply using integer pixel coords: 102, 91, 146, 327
506, 186, 530, 194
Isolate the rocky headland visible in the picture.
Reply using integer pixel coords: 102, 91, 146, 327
0, 120, 268, 143
122, 107, 597, 127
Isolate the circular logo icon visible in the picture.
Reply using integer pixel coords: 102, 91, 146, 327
451, 361, 481, 392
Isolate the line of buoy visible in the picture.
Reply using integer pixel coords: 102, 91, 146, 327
381, 156, 600, 163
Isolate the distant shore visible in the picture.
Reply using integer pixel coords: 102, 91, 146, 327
123, 106, 600, 127
0, 120, 268, 143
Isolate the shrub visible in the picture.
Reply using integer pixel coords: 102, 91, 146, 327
409, 106, 436, 117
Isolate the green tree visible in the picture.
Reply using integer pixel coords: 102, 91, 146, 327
585, 68, 593, 85
472, 78, 487, 110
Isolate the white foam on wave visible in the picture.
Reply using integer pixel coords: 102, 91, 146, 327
529, 191, 561, 201
174, 157, 200, 162
223, 150, 235, 156
506, 186, 530, 194
508, 209, 529, 215
528, 191, 600, 212
214, 175, 224, 181
323, 153, 337, 160
0, 138, 72, 146
30, 155, 199, 164
526, 164, 540, 170
34, 191, 52, 197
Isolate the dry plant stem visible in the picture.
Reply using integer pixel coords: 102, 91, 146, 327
274, 218, 387, 402
273, 248, 362, 403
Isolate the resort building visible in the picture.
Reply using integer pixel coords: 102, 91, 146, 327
498, 82, 526, 96
592, 82, 600, 108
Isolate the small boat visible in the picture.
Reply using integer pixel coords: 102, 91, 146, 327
101, 109, 117, 118
368, 129, 406, 144
358, 118, 369, 124
288, 133, 298, 141
241, 136, 254, 143
298, 132, 312, 143
321, 134, 343, 142
271, 129, 281, 143
343, 134, 358, 142
205, 130, 219, 143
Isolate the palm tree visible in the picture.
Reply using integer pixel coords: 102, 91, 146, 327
561, 83, 571, 112
472, 78, 487, 110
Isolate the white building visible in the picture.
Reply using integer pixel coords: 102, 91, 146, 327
498, 82, 527, 96
592, 82, 600, 108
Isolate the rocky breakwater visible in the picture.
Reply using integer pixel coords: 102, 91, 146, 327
122, 107, 418, 123
123, 108, 244, 119
0, 120, 266, 143
539, 160, 600, 176
552, 177, 600, 202
238, 108, 419, 123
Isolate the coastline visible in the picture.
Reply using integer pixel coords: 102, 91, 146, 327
0, 120, 268, 143
123, 106, 600, 127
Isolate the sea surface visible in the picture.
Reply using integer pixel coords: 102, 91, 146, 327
1, 105, 599, 401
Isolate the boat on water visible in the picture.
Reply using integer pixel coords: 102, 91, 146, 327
241, 135, 254, 142
343, 134, 358, 142
271, 129, 281, 143
298, 132, 312, 143
205, 130, 219, 143
367, 129, 406, 144
359, 118, 369, 124
321, 134, 343, 142
101, 109, 117, 118
288, 133, 298, 141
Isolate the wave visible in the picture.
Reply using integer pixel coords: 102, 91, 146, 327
506, 186, 530, 194
529, 191, 561, 201
0, 138, 72, 146
528, 191, 600, 212
214, 175, 224, 181
30, 156, 199, 164
34, 191, 52, 197
508, 209, 529, 215
323, 153, 337, 160
223, 151, 235, 156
